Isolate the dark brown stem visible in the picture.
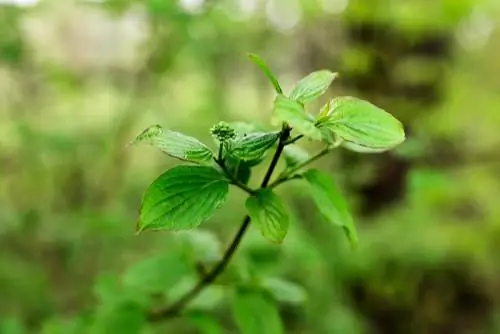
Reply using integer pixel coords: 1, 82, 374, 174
147, 125, 291, 322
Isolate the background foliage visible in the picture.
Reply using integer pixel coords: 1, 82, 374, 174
1, 0, 500, 333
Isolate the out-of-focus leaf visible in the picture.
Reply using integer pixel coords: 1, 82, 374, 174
231, 132, 279, 161
231, 288, 283, 334
248, 53, 283, 94
318, 97, 405, 152
188, 311, 223, 334
122, 254, 191, 294
283, 145, 310, 168
0, 318, 25, 334
168, 277, 225, 311
178, 229, 222, 263
138, 166, 229, 232
131, 125, 213, 163
261, 277, 307, 305
245, 189, 290, 243
289, 70, 337, 104
91, 302, 145, 334
273, 95, 322, 140
303, 169, 358, 248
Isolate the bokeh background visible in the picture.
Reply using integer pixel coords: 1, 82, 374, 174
2, 0, 500, 333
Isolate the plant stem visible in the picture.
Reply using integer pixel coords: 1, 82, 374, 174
147, 125, 291, 322
269, 141, 341, 189
284, 134, 304, 145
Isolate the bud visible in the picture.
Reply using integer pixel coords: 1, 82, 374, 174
210, 121, 236, 142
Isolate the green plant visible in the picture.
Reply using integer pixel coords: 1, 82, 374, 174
129, 54, 405, 331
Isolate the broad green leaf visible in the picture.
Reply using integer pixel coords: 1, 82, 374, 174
261, 277, 307, 305
248, 53, 283, 94
290, 70, 337, 104
303, 169, 358, 248
138, 166, 229, 232
319, 97, 405, 152
283, 145, 310, 168
188, 312, 223, 334
245, 189, 289, 243
132, 125, 213, 163
231, 132, 279, 161
122, 254, 191, 294
231, 288, 283, 334
273, 95, 322, 140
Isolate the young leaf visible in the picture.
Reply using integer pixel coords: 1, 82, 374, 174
225, 155, 253, 185
231, 288, 283, 334
261, 277, 307, 305
289, 70, 337, 104
273, 95, 322, 140
303, 169, 358, 248
248, 53, 283, 94
245, 189, 290, 243
138, 166, 229, 232
132, 125, 213, 163
318, 97, 405, 152
283, 145, 310, 168
231, 131, 279, 161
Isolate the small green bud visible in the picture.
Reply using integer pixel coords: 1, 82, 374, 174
210, 121, 236, 142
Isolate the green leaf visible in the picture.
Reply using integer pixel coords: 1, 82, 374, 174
139, 165, 229, 232
245, 189, 290, 243
225, 156, 253, 185
168, 277, 225, 311
132, 125, 213, 163
318, 97, 405, 152
177, 229, 222, 263
122, 254, 191, 294
231, 132, 279, 161
303, 169, 358, 248
261, 277, 307, 305
290, 70, 337, 104
231, 288, 283, 334
283, 145, 310, 168
92, 302, 145, 334
188, 311, 223, 334
273, 95, 322, 140
248, 53, 283, 94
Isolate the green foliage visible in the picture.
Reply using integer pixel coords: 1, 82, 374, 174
261, 277, 307, 305
247, 53, 283, 94
122, 254, 191, 294
132, 125, 213, 164
231, 131, 280, 161
290, 70, 338, 104
283, 144, 311, 168
138, 166, 229, 232
246, 190, 290, 243
187, 312, 223, 334
273, 95, 322, 140
317, 97, 405, 152
231, 288, 283, 334
128, 53, 404, 329
303, 169, 358, 248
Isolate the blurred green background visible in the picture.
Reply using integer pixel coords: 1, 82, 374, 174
1, 0, 500, 333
